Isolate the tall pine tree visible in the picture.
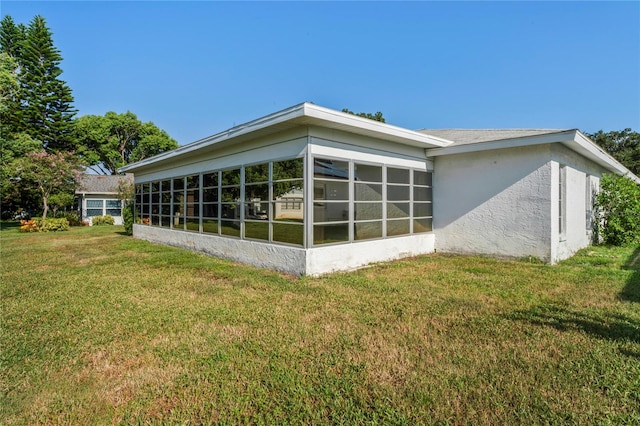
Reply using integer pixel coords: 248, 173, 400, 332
0, 15, 75, 150
0, 15, 26, 137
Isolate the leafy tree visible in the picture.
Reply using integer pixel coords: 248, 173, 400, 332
594, 174, 640, 246
11, 151, 84, 220
341, 108, 386, 123
48, 191, 75, 217
74, 111, 178, 174
587, 129, 640, 177
0, 16, 25, 137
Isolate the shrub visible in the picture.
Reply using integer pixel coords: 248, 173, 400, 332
122, 204, 134, 235
20, 218, 70, 232
92, 215, 115, 226
594, 174, 640, 246
63, 212, 84, 226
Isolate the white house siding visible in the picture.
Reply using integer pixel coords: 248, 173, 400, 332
550, 144, 605, 262
432, 144, 554, 261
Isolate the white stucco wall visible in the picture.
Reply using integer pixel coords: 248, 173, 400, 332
306, 233, 435, 276
550, 144, 606, 262
432, 144, 554, 261
134, 224, 307, 275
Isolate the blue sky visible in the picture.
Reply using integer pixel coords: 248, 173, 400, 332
3, 1, 639, 145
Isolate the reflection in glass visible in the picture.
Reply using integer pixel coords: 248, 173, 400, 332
314, 180, 348, 200
355, 164, 382, 182
245, 163, 269, 183
387, 203, 410, 219
387, 168, 410, 184
355, 221, 382, 240
355, 183, 382, 201
355, 203, 382, 221
221, 220, 241, 237
314, 158, 348, 180
273, 223, 303, 246
314, 223, 349, 245
274, 158, 303, 181
414, 218, 433, 233
387, 185, 410, 201
244, 221, 269, 241
387, 219, 410, 236
314, 202, 349, 222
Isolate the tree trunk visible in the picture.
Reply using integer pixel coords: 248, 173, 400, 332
42, 196, 48, 220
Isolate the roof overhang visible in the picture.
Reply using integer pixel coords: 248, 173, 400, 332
119, 103, 453, 173
425, 129, 640, 183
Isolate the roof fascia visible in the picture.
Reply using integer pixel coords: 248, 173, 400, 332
119, 103, 452, 173
424, 130, 577, 157
424, 129, 640, 183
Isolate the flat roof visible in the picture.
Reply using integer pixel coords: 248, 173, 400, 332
119, 103, 452, 173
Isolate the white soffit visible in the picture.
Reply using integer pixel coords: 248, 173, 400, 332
119, 103, 452, 173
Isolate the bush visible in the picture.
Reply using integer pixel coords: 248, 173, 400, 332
122, 204, 133, 235
20, 218, 70, 232
92, 215, 115, 226
594, 174, 640, 246
62, 212, 84, 226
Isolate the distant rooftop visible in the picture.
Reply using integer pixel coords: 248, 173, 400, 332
76, 174, 133, 194
417, 129, 571, 146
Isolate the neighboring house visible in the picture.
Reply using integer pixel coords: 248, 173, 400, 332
75, 174, 133, 225
119, 103, 639, 275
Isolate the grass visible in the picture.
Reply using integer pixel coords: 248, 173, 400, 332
1, 222, 639, 425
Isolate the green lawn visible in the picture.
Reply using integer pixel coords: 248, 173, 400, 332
1, 223, 639, 425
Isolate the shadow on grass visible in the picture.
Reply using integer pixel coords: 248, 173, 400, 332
0, 221, 21, 231
506, 304, 640, 358
619, 245, 640, 303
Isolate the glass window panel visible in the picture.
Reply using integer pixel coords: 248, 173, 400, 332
413, 202, 433, 218
173, 178, 184, 190
355, 164, 382, 182
414, 218, 433, 233
151, 193, 160, 204
135, 184, 142, 194
273, 180, 303, 201
161, 205, 171, 215
245, 163, 269, 183
202, 219, 218, 234
161, 180, 171, 191
270, 223, 302, 246
203, 172, 218, 188
314, 158, 349, 180
151, 205, 159, 215
274, 201, 304, 221
388, 168, 410, 184
106, 200, 120, 208
387, 185, 410, 201
106, 209, 121, 216
221, 220, 241, 237
387, 219, 410, 236
221, 186, 240, 202
161, 216, 172, 228
244, 221, 269, 241
86, 199, 103, 208
414, 187, 433, 202
314, 180, 348, 200
355, 203, 383, 221
245, 183, 269, 201
151, 182, 160, 192
355, 221, 382, 240
314, 223, 349, 245
221, 169, 240, 186
173, 216, 185, 229
162, 192, 171, 203
274, 158, 303, 181
186, 189, 199, 203
244, 202, 269, 220
142, 183, 150, 194
87, 209, 103, 217
185, 218, 199, 232
142, 205, 150, 215
135, 194, 142, 205
187, 175, 199, 189
151, 215, 160, 226
203, 188, 218, 202
221, 204, 240, 219
314, 202, 349, 223
414, 171, 432, 186
186, 204, 199, 217
387, 203, 410, 219
355, 183, 382, 201
202, 204, 218, 218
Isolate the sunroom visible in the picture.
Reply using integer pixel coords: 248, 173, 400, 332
120, 103, 450, 275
